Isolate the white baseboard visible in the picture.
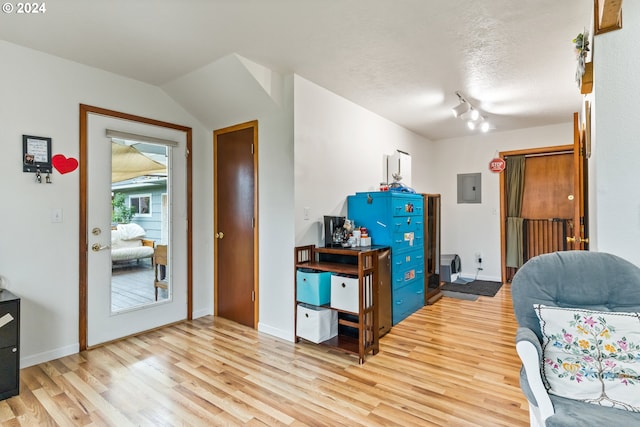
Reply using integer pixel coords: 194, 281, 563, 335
258, 322, 294, 342
192, 307, 212, 319
21, 343, 79, 368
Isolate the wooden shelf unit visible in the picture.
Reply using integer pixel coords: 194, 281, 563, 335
294, 245, 379, 364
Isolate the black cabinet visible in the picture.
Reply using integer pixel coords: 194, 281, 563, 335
0, 290, 19, 400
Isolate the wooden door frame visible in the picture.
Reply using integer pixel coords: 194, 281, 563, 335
79, 104, 193, 351
572, 111, 589, 251
499, 144, 574, 283
213, 120, 259, 328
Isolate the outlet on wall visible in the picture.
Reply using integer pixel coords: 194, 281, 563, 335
475, 251, 482, 264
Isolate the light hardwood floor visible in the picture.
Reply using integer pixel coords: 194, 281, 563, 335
4, 284, 529, 426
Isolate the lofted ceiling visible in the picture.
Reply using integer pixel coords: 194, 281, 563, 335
0, 0, 593, 140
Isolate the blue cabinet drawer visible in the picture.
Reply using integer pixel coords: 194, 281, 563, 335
392, 250, 424, 271
392, 280, 425, 325
296, 269, 332, 306
391, 216, 423, 233
391, 196, 423, 217
391, 229, 423, 251
392, 267, 424, 290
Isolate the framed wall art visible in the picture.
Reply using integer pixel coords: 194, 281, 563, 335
23, 135, 52, 173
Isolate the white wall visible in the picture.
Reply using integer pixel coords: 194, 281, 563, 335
432, 123, 573, 280
293, 75, 437, 247
162, 56, 295, 341
591, 2, 640, 266
0, 41, 210, 366
253, 76, 295, 340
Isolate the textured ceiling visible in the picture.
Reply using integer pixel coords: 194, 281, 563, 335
0, 0, 592, 140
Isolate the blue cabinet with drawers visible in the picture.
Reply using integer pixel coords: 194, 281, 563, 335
348, 192, 424, 325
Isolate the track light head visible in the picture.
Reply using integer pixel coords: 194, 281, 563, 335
452, 90, 494, 132
452, 101, 470, 118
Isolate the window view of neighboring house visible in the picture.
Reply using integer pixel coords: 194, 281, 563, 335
130, 194, 152, 216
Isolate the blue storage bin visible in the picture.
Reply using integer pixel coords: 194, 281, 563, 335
297, 269, 332, 305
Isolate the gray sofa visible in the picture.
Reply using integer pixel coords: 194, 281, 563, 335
511, 251, 640, 426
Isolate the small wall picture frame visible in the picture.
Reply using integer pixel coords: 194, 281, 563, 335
23, 135, 52, 173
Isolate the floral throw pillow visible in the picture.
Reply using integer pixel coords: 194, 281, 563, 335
534, 304, 640, 412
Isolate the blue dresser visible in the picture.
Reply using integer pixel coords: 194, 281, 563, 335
348, 192, 424, 325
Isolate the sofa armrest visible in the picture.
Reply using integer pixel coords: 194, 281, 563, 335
141, 239, 155, 248
516, 327, 542, 357
516, 327, 554, 424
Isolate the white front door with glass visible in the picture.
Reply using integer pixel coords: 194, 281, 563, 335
86, 113, 188, 347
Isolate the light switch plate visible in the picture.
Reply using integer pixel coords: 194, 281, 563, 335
51, 208, 63, 223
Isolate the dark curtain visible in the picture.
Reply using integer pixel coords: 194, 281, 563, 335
506, 155, 525, 268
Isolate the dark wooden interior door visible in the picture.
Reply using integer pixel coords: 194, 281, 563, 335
214, 121, 257, 328
519, 152, 574, 259
501, 140, 584, 281
520, 153, 574, 218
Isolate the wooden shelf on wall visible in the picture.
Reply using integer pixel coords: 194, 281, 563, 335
595, 0, 623, 35
581, 62, 593, 94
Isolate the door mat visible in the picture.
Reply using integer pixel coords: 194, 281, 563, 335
441, 290, 479, 301
440, 280, 503, 297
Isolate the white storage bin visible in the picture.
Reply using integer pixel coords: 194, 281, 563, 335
330, 274, 360, 313
296, 304, 338, 344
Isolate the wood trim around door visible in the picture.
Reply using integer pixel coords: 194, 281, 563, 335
78, 104, 193, 351
498, 144, 574, 283
213, 120, 259, 328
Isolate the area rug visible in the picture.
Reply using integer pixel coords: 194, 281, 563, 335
440, 290, 479, 301
440, 280, 503, 297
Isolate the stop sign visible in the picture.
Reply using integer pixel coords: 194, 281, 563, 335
489, 157, 506, 173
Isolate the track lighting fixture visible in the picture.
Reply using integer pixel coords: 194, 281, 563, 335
452, 101, 470, 118
452, 90, 492, 132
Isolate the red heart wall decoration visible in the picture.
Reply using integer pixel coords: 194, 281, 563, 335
52, 154, 79, 174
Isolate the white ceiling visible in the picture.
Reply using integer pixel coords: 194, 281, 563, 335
0, 0, 592, 140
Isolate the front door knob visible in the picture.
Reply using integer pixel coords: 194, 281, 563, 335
91, 243, 111, 252
215, 232, 224, 239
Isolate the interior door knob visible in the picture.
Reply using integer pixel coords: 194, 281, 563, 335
215, 232, 224, 239
566, 236, 589, 244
